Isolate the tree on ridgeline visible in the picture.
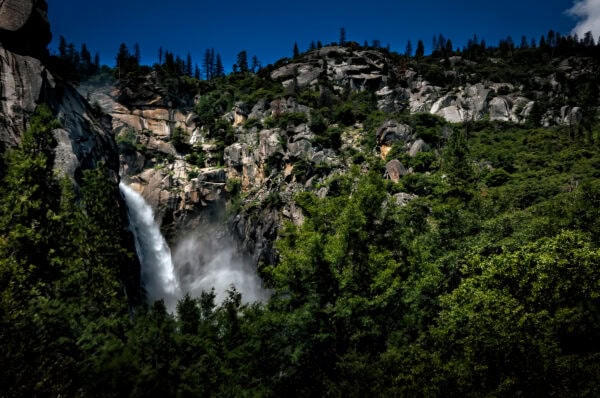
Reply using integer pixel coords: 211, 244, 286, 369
203, 48, 215, 79
405, 40, 413, 57
186, 53, 193, 76
251, 55, 261, 73
215, 54, 224, 77
134, 43, 141, 64
116, 43, 139, 77
236, 50, 248, 73
416, 39, 425, 59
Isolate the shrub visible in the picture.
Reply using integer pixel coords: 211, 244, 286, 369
243, 118, 263, 130
185, 151, 205, 168
484, 168, 511, 187
313, 126, 342, 150
265, 112, 308, 129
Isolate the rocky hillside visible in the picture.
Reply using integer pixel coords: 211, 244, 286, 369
86, 43, 600, 265
0, 0, 119, 181
0, 1, 140, 301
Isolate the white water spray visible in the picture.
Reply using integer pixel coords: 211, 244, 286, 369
119, 182, 180, 311
120, 182, 267, 310
172, 234, 268, 304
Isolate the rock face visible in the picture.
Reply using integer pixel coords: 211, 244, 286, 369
271, 46, 390, 92
0, 0, 115, 179
84, 46, 600, 269
0, 48, 118, 180
82, 75, 227, 242
0, 0, 51, 57
0, 0, 33, 31
125, 164, 227, 241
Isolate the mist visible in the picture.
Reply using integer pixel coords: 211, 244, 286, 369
172, 230, 269, 305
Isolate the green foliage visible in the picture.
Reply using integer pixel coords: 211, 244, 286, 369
116, 128, 145, 154
432, 231, 600, 396
313, 126, 342, 150
242, 117, 263, 130
4, 40, 600, 397
332, 91, 377, 126
170, 126, 190, 153
0, 105, 133, 396
185, 151, 205, 168
264, 112, 308, 129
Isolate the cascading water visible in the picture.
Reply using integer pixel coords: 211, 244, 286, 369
120, 181, 267, 311
119, 182, 180, 311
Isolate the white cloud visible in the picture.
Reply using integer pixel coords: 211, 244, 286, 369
567, 0, 600, 38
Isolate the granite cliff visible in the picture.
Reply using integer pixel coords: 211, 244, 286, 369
0, 0, 119, 180
84, 43, 599, 266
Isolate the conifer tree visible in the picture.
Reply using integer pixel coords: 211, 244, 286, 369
251, 55, 261, 73
58, 35, 67, 58
236, 50, 248, 73
203, 48, 215, 79
416, 40, 425, 59
215, 54, 224, 77
405, 40, 413, 57
186, 53, 193, 76
134, 43, 141, 64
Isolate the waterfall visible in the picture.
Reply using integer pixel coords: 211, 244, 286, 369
119, 182, 180, 311
120, 181, 268, 311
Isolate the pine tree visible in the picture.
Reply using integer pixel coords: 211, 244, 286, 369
58, 35, 67, 58
80, 43, 91, 75
339, 27, 346, 46
203, 48, 215, 80
236, 50, 248, 73
293, 42, 300, 58
416, 40, 425, 59
0, 104, 61, 282
251, 55, 261, 73
215, 54, 224, 77
405, 40, 413, 57
134, 43, 141, 64
186, 53, 193, 76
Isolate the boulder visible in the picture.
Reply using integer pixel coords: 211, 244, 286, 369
408, 139, 426, 157
0, 0, 51, 57
0, 0, 33, 31
384, 159, 408, 182
561, 106, 583, 126
489, 97, 511, 121
376, 120, 412, 146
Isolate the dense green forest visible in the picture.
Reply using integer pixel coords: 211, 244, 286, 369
2, 30, 600, 396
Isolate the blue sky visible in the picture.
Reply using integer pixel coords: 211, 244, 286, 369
47, 0, 597, 73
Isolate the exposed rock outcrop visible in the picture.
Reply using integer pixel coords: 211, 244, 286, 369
125, 164, 227, 240
0, 0, 51, 58
0, 47, 118, 180
271, 46, 390, 92
83, 45, 600, 269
